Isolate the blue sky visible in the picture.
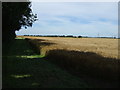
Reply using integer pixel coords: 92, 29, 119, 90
16, 2, 118, 37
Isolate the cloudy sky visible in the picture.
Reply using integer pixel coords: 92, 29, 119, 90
16, 1, 118, 37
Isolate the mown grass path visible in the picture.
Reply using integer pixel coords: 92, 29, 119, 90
3, 38, 88, 88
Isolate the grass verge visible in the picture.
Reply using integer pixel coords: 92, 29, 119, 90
3, 38, 88, 88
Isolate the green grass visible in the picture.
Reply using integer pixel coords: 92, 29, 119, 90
15, 37, 25, 39
3, 38, 88, 88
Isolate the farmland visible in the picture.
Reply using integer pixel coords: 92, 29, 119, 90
3, 36, 119, 88
23, 36, 118, 59
22, 36, 119, 82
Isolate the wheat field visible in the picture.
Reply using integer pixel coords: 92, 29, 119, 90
23, 36, 118, 59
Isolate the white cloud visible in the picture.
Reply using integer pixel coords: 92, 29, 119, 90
16, 2, 118, 37
32, 2, 117, 23
30, 0, 119, 2
17, 20, 117, 37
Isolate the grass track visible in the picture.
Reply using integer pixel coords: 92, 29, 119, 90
3, 38, 88, 88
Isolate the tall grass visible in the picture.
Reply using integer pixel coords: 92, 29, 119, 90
45, 49, 119, 81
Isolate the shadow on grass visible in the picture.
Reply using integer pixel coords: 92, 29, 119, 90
2, 39, 45, 88
2, 39, 88, 88
25, 38, 56, 55
45, 49, 120, 83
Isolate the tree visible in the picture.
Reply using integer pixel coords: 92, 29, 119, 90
2, 1, 37, 43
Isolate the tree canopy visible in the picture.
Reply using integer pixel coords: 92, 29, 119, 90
2, 2, 37, 43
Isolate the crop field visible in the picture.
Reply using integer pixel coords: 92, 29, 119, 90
23, 36, 118, 58
21, 36, 119, 82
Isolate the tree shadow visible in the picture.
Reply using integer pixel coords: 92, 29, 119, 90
2, 39, 46, 88
45, 49, 120, 85
3, 39, 89, 88
25, 38, 56, 55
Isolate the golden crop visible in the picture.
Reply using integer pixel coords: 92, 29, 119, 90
24, 36, 118, 59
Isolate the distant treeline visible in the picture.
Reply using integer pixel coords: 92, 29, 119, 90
99, 36, 117, 39
24, 35, 84, 38
23, 35, 117, 39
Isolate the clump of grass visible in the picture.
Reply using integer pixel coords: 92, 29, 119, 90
26, 38, 56, 55
45, 49, 119, 81
26, 38, 42, 54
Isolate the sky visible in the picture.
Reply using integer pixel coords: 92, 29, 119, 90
16, 1, 118, 37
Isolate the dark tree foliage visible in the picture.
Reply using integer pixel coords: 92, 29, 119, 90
2, 2, 37, 43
